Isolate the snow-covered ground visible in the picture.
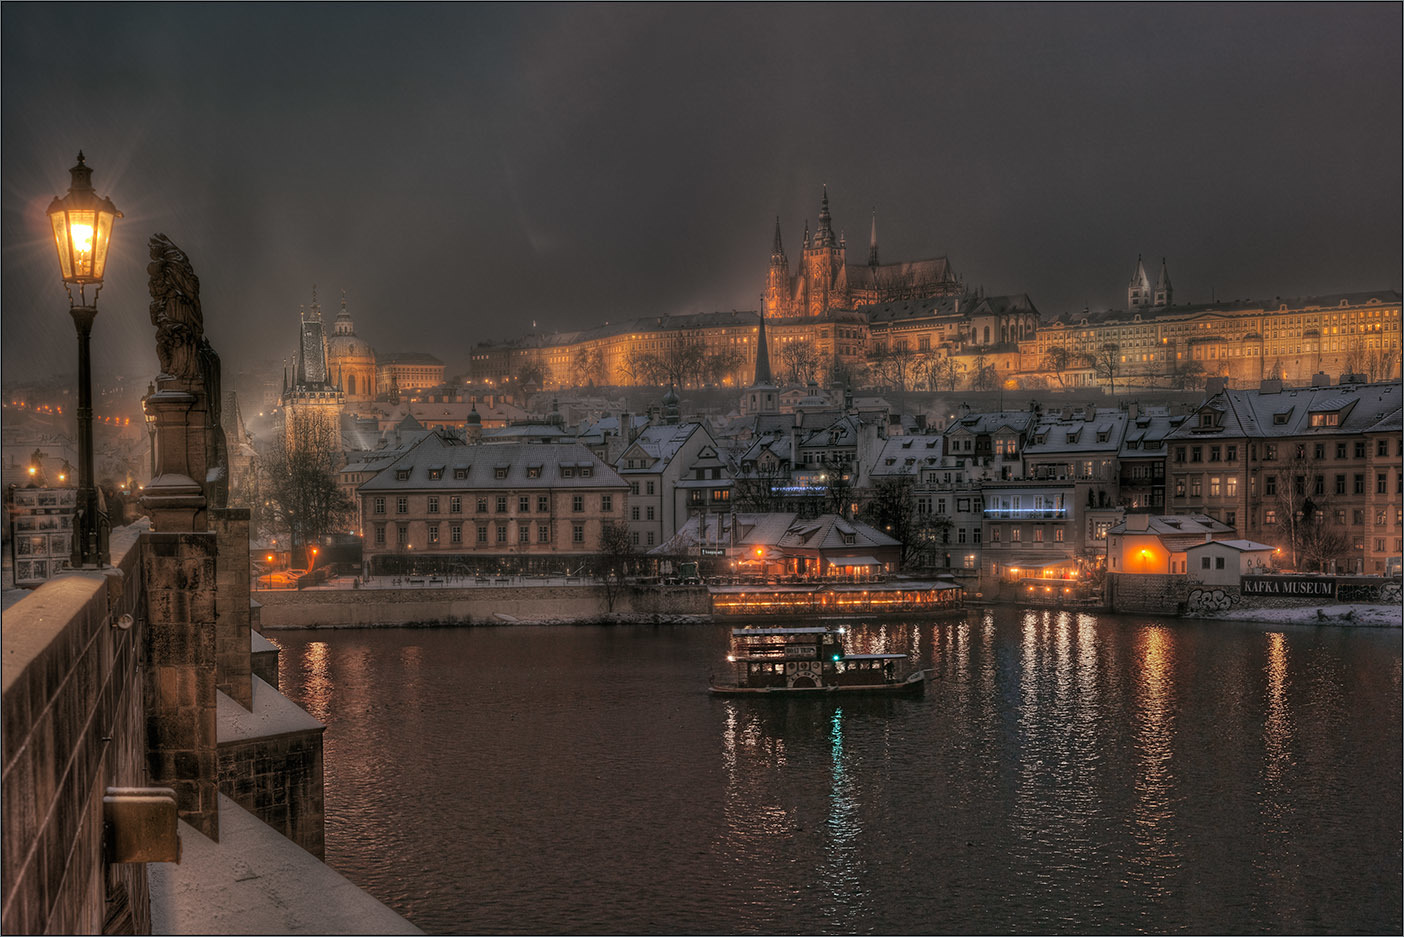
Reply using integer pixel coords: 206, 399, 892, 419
1191, 603, 1401, 628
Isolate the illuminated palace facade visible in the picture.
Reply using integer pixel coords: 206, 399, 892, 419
467, 206, 1400, 391
1021, 289, 1403, 388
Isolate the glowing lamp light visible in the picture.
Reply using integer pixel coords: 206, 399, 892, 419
27, 466, 36, 476
266, 554, 275, 563
46, 153, 121, 287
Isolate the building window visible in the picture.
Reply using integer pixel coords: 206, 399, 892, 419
1033, 528, 1044, 542
1191, 477, 1202, 498
1226, 446, 1237, 462
1054, 528, 1064, 542
647, 532, 655, 546
1265, 445, 1277, 460
1379, 439, 1390, 457
646, 481, 655, 495
1209, 446, 1221, 462
646, 506, 655, 521
629, 482, 639, 495
375, 525, 385, 545
1225, 511, 1236, 527
428, 525, 439, 544
991, 527, 1001, 543
495, 467, 508, 480
454, 468, 468, 480
374, 497, 385, 515
572, 524, 584, 544
632, 531, 640, 545
496, 496, 508, 513
538, 495, 550, 512
1210, 477, 1221, 497
396, 470, 410, 481
631, 506, 640, 521
1191, 446, 1202, 463
1226, 477, 1238, 497
539, 524, 550, 543
496, 525, 507, 543
1174, 477, 1186, 498
1337, 442, 1347, 459
1265, 477, 1277, 496
520, 496, 530, 513
428, 496, 439, 514
477, 497, 488, 513
477, 526, 488, 543
397, 525, 407, 545
1201, 556, 1211, 570
451, 525, 462, 544
1355, 441, 1367, 459
1378, 474, 1388, 494
519, 525, 530, 543
397, 497, 408, 514
573, 495, 584, 513
1354, 474, 1365, 494
428, 468, 443, 481
1264, 509, 1277, 525
602, 495, 613, 512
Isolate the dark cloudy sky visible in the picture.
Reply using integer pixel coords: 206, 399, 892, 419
3, 3, 1399, 384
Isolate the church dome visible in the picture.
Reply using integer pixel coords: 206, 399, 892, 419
327, 333, 374, 362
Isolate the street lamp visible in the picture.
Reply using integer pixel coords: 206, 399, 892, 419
47, 152, 121, 568
142, 381, 157, 481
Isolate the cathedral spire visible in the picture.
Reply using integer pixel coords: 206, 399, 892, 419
868, 208, 879, 267
802, 219, 810, 250
815, 184, 835, 248
753, 304, 773, 387
1154, 257, 1173, 307
772, 216, 784, 257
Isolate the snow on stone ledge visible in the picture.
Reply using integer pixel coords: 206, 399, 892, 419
1190, 603, 1402, 628
150, 794, 421, 935
217, 676, 323, 744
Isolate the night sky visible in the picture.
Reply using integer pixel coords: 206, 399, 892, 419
3, 3, 1399, 385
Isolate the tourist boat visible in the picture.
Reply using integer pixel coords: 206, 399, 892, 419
709, 626, 925, 696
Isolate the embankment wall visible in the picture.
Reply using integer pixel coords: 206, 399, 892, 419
253, 584, 711, 628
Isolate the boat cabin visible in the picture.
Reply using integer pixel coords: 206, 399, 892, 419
722, 626, 909, 690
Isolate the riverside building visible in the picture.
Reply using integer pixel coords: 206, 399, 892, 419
357, 431, 628, 574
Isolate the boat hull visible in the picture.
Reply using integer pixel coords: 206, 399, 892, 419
709, 670, 926, 698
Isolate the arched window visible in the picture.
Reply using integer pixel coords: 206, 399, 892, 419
983, 326, 991, 345
347, 373, 357, 395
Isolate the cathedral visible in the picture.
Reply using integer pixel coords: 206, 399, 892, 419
764, 186, 964, 319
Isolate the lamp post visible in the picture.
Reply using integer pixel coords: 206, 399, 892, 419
47, 152, 121, 569
142, 382, 157, 482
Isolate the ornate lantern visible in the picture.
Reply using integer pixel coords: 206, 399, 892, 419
46, 152, 122, 296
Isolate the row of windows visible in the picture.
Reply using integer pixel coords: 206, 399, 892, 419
372, 494, 611, 514
373, 523, 588, 545
988, 526, 1065, 543
1261, 507, 1401, 527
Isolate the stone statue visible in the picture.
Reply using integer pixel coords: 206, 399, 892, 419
145, 233, 228, 509
147, 233, 204, 381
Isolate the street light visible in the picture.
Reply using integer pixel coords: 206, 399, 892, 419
142, 381, 157, 481
47, 152, 121, 568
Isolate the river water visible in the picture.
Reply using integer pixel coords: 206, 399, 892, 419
271, 609, 1402, 934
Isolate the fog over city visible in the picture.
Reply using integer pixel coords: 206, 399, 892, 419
2, 3, 1399, 384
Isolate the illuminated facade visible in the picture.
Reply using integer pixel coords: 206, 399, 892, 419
1022, 290, 1402, 389
325, 292, 378, 411
279, 295, 344, 454
764, 187, 963, 319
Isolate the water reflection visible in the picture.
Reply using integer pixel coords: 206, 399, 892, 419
300, 640, 333, 723
822, 706, 867, 922
1130, 626, 1180, 897
1263, 632, 1293, 787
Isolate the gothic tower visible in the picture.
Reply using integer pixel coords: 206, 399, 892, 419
1128, 255, 1152, 308
280, 287, 345, 456
803, 186, 848, 317
741, 304, 778, 416
764, 217, 790, 320
868, 209, 879, 268
1154, 257, 1173, 307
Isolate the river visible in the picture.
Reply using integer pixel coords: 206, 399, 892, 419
270, 609, 1402, 934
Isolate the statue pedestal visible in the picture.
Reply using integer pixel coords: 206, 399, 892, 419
139, 382, 210, 532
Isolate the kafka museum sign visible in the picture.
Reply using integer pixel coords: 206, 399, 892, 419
1241, 575, 1338, 599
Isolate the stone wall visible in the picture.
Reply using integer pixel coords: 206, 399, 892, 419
2, 525, 151, 935
212, 508, 253, 709
254, 583, 711, 628
216, 679, 325, 859
143, 531, 220, 839
1109, 572, 1402, 616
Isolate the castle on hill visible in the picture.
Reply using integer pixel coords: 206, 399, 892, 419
764, 186, 964, 319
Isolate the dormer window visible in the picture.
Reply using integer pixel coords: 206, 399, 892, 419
580, 466, 592, 477
841, 532, 856, 545
527, 464, 543, 479
562, 467, 574, 478
1096, 431, 1109, 443
1309, 412, 1340, 427
427, 467, 444, 481
494, 466, 508, 479
1200, 412, 1215, 428
395, 469, 411, 481
453, 467, 469, 480
1272, 412, 1290, 425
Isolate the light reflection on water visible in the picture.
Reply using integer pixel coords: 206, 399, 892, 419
270, 611, 1401, 935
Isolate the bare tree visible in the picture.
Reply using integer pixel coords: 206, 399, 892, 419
571, 347, 604, 387
778, 338, 824, 385
263, 421, 354, 568
969, 355, 997, 392
591, 520, 636, 613
928, 355, 962, 391
1083, 343, 1122, 396
1042, 345, 1075, 389
1271, 450, 1352, 571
